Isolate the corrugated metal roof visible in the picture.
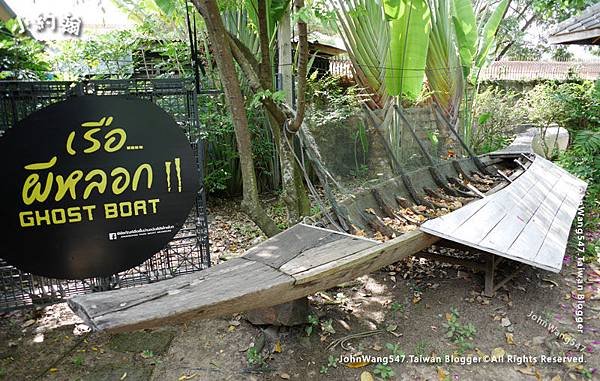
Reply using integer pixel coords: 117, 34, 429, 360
548, 3, 600, 45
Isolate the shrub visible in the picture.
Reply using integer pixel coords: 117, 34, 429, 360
0, 19, 50, 80
521, 81, 600, 131
472, 87, 526, 154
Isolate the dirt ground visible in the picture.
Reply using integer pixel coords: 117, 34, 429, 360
1, 198, 598, 381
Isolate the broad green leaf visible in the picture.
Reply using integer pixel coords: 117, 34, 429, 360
385, 0, 431, 98
154, 0, 177, 16
383, 0, 401, 19
246, 0, 290, 42
270, 0, 290, 24
452, 0, 477, 76
474, 0, 509, 69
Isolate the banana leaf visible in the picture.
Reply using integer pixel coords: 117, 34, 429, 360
474, 0, 509, 70
384, 0, 431, 99
451, 0, 477, 77
334, 0, 389, 96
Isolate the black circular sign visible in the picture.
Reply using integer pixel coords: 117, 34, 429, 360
0, 96, 199, 279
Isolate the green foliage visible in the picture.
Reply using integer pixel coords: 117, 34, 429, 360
521, 83, 564, 129
514, 79, 600, 262
305, 313, 320, 336
333, 0, 389, 96
71, 355, 85, 366
558, 129, 600, 256
141, 349, 155, 358
306, 73, 361, 126
320, 318, 336, 335
532, 0, 597, 23
389, 301, 405, 319
475, 0, 510, 69
50, 30, 139, 80
426, 0, 510, 145
373, 363, 395, 380
443, 307, 476, 354
353, 121, 369, 177
414, 340, 429, 357
327, 354, 338, 368
452, 0, 478, 74
472, 87, 526, 154
385, 0, 431, 98
550, 81, 600, 131
495, 0, 596, 60
319, 354, 339, 374
385, 342, 405, 357
199, 95, 239, 193
199, 93, 276, 195
246, 346, 266, 367
250, 89, 286, 109
0, 19, 50, 80
294, 0, 337, 32
245, 0, 290, 42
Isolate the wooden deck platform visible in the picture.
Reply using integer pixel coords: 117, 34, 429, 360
421, 155, 587, 272
68, 224, 439, 332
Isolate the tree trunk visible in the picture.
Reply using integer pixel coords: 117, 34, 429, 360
276, 3, 310, 221
193, 0, 280, 237
289, 0, 308, 133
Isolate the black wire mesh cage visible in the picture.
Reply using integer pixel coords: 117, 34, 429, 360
0, 78, 210, 310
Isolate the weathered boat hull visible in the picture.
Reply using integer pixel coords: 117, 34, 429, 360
68, 154, 514, 332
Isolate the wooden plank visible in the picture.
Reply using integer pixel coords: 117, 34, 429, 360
528, 193, 571, 267
421, 155, 588, 273
68, 258, 295, 332
450, 198, 509, 243
428, 162, 536, 243
292, 230, 439, 284
68, 228, 437, 333
280, 238, 376, 275
243, 223, 347, 268
478, 167, 563, 253
473, 157, 547, 251
506, 183, 569, 262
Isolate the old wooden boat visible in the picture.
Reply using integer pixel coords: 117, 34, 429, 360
68, 133, 587, 332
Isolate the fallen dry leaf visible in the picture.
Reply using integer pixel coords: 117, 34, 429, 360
542, 278, 559, 287
360, 371, 374, 381
551, 375, 561, 381
516, 366, 536, 376
491, 347, 505, 358
354, 228, 366, 237
274, 340, 282, 353
178, 374, 197, 381
345, 361, 370, 368
505, 333, 515, 345
437, 367, 449, 381
338, 319, 352, 331
279, 373, 290, 380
